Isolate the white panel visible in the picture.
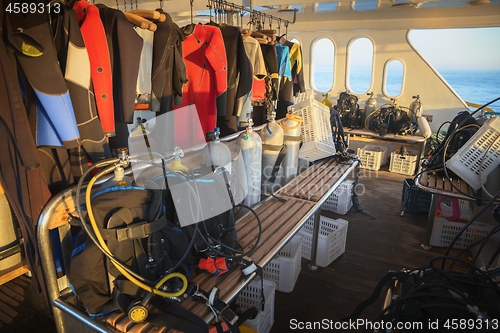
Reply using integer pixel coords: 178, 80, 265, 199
65, 42, 91, 88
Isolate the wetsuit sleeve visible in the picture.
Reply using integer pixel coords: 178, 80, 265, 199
5, 11, 80, 149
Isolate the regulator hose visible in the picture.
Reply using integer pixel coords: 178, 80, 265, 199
85, 167, 188, 299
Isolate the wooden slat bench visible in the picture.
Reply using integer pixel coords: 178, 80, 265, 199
37, 157, 358, 333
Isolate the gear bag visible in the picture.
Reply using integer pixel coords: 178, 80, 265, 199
69, 186, 194, 315
367, 104, 414, 136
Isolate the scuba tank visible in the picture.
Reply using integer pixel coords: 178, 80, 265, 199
363, 92, 377, 128
280, 110, 303, 185
409, 95, 423, 121
260, 111, 285, 197
236, 118, 262, 208
201, 127, 232, 173
411, 94, 428, 138
321, 93, 333, 109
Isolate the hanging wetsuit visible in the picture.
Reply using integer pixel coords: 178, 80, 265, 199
286, 40, 306, 96
177, 23, 228, 144
207, 23, 252, 136
276, 43, 293, 119
0, 36, 52, 298
252, 43, 279, 126
260, 43, 279, 100
148, 8, 187, 155
73, 0, 115, 138
97, 4, 143, 151
243, 35, 267, 78
5, 9, 82, 193
151, 8, 187, 114
52, 3, 111, 177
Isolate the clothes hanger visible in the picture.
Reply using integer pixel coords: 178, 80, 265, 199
240, 10, 253, 37
127, 0, 165, 23
120, 0, 166, 31
277, 19, 287, 45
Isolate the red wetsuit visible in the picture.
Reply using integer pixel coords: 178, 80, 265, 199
176, 23, 228, 145
74, 0, 115, 137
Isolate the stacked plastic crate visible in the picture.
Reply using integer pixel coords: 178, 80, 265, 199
299, 215, 348, 267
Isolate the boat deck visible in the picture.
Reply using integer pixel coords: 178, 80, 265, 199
0, 168, 470, 333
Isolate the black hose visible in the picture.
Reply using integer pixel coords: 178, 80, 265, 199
143, 179, 164, 277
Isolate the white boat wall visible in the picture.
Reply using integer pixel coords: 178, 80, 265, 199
100, 0, 500, 132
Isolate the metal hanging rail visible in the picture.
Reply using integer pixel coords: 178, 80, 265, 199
208, 0, 297, 28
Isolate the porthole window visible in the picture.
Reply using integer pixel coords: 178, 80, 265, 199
384, 59, 404, 97
311, 38, 334, 92
347, 37, 373, 94
316, 2, 338, 13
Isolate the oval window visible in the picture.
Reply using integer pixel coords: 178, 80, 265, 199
347, 37, 373, 94
384, 60, 404, 97
312, 38, 334, 92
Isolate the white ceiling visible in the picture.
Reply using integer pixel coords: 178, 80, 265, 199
96, 0, 500, 31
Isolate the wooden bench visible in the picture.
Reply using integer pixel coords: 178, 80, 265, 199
37, 157, 358, 333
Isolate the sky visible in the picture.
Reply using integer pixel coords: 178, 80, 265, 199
408, 27, 500, 71
310, 27, 500, 71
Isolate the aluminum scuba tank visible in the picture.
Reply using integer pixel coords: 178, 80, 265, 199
260, 111, 284, 197
364, 92, 377, 128
236, 118, 262, 208
280, 110, 303, 185
409, 95, 423, 120
321, 93, 333, 109
201, 127, 232, 173
410, 95, 432, 138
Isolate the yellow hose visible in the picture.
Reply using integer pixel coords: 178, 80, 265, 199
279, 113, 303, 130
85, 175, 188, 298
466, 101, 494, 113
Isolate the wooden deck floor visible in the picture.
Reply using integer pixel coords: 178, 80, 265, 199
270, 169, 471, 333
0, 168, 471, 333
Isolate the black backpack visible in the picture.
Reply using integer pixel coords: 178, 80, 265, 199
69, 185, 195, 315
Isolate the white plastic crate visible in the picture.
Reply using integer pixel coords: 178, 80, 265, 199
293, 91, 313, 103
446, 117, 500, 190
289, 98, 336, 162
430, 218, 499, 250
299, 215, 348, 267
436, 196, 472, 222
357, 144, 388, 170
263, 234, 303, 292
389, 148, 420, 175
322, 179, 355, 215
236, 279, 275, 333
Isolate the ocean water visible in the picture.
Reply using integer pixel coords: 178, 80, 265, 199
439, 70, 500, 112
314, 69, 500, 113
